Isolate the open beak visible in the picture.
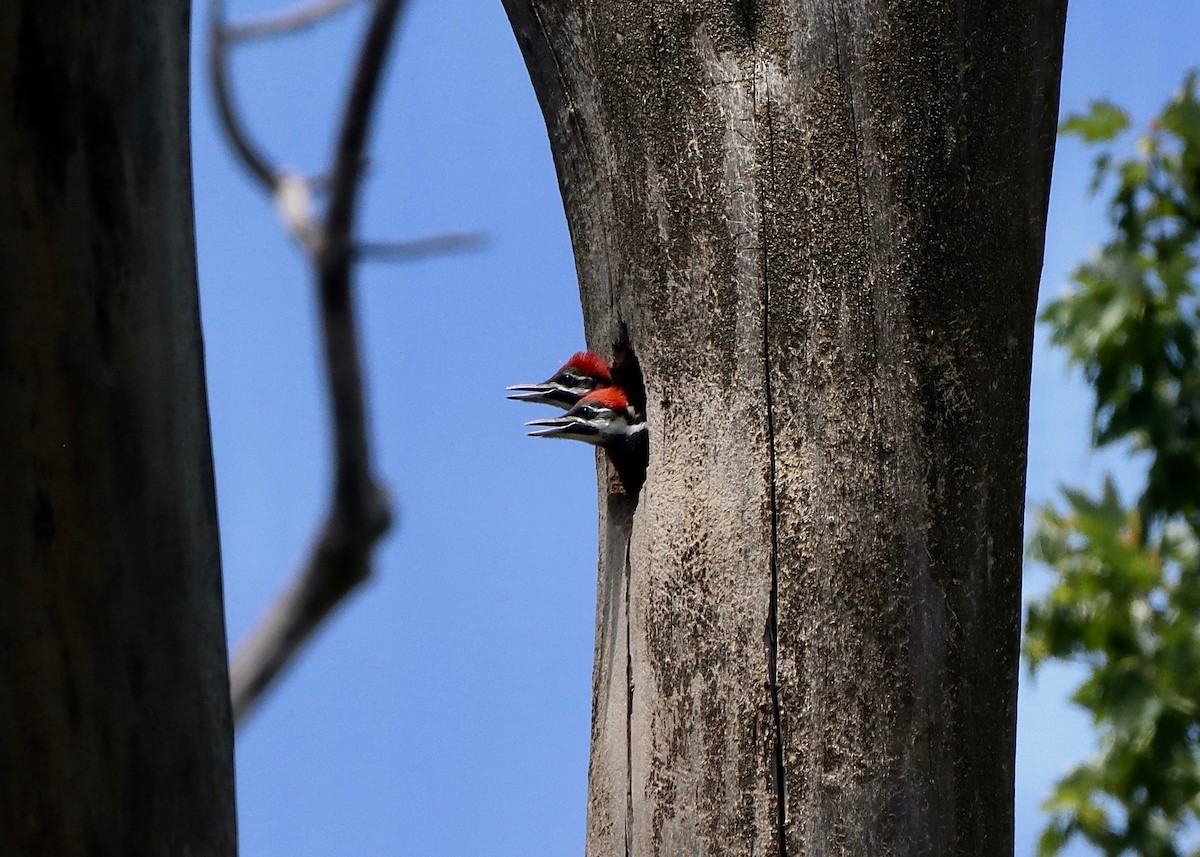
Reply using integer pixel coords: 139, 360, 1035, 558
524, 415, 601, 441
506, 382, 553, 402
506, 382, 578, 409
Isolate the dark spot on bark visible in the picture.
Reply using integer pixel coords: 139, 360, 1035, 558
33, 488, 55, 543
82, 87, 134, 284
83, 93, 129, 238
127, 652, 145, 699
107, 389, 146, 506
86, 820, 113, 857
64, 677, 82, 731
94, 291, 113, 364
122, 732, 155, 857
732, 0, 761, 38
14, 1, 77, 199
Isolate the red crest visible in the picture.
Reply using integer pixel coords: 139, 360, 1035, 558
578, 386, 629, 411
563, 351, 612, 383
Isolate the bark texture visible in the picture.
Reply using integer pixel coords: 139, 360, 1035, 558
504, 2, 1067, 854
0, 1, 237, 854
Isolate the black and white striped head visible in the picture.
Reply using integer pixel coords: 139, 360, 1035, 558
525, 386, 645, 448
506, 351, 612, 410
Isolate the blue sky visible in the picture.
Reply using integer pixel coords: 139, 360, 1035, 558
191, 2, 1200, 854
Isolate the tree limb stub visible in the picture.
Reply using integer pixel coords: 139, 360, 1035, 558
505, 2, 1067, 854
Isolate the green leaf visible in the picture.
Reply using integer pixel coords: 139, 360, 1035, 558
1161, 74, 1200, 145
1030, 71, 1200, 857
1062, 100, 1132, 142
1037, 818, 1074, 857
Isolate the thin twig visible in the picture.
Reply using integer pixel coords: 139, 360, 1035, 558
358, 231, 487, 262
227, 0, 411, 725
208, 0, 279, 191
225, 0, 366, 42
323, 0, 409, 256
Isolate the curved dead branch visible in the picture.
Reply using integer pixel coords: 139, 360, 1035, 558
208, 0, 278, 192
225, 0, 365, 42
213, 0, 413, 725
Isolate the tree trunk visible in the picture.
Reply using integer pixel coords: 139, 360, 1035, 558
504, 2, 1066, 854
0, 2, 237, 854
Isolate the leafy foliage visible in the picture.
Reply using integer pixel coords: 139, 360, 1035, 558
1028, 72, 1200, 856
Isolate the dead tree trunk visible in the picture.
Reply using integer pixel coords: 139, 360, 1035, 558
504, 2, 1066, 854
0, 2, 237, 854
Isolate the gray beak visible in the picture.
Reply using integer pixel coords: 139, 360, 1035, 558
506, 382, 580, 409
506, 382, 554, 403
524, 416, 601, 441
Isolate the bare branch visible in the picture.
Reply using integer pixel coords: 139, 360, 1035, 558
316, 0, 410, 525
229, 0, 411, 724
229, 488, 391, 722
225, 0, 366, 42
323, 0, 416, 257
208, 0, 280, 191
358, 231, 487, 262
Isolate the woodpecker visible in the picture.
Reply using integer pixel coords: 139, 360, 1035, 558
506, 351, 613, 410
525, 386, 648, 492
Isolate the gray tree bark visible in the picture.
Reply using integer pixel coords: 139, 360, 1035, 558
0, 2, 237, 854
504, 2, 1066, 855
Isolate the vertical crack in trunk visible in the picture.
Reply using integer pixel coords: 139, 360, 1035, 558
624, 537, 634, 857
756, 67, 789, 857
828, 7, 869, 223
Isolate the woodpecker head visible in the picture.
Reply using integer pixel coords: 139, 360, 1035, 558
506, 351, 612, 410
525, 386, 645, 449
